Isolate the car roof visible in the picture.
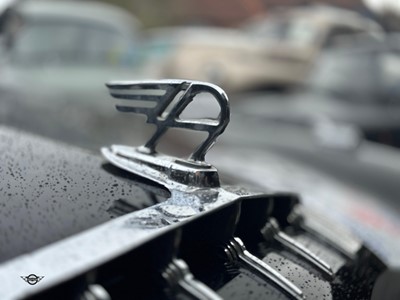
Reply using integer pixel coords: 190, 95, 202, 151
244, 5, 382, 36
144, 26, 258, 48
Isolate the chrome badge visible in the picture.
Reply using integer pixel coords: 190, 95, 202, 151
101, 80, 230, 190
20, 274, 44, 285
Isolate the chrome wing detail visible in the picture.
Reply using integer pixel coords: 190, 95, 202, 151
106, 79, 230, 162
102, 80, 230, 191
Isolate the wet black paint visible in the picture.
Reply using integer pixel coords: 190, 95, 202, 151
0, 126, 168, 262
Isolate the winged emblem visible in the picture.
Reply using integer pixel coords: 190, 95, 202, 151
21, 274, 44, 285
102, 80, 230, 190
106, 79, 230, 162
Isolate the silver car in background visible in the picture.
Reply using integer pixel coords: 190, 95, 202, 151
0, 1, 151, 150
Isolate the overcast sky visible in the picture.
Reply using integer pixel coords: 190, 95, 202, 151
0, 0, 13, 13
364, 0, 400, 13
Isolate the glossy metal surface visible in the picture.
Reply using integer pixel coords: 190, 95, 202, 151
103, 80, 230, 191
224, 237, 304, 300
0, 77, 387, 300
102, 145, 220, 191
163, 258, 222, 300
288, 205, 362, 260
80, 284, 111, 300
261, 218, 334, 278
0, 159, 262, 299
106, 80, 230, 162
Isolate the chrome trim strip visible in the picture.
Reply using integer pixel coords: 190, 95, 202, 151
289, 206, 361, 260
224, 237, 304, 300
163, 259, 222, 300
0, 187, 257, 300
262, 218, 334, 278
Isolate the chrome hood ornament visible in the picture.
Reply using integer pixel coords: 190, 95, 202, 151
101, 80, 230, 190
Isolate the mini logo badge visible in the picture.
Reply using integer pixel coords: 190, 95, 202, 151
21, 274, 44, 285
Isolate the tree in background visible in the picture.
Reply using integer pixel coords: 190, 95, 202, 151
100, 0, 399, 30
98, 0, 190, 27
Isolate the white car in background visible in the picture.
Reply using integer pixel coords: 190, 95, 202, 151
143, 6, 383, 93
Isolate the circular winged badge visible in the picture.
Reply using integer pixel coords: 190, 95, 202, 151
21, 274, 44, 285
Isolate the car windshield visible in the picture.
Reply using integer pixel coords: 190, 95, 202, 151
11, 18, 132, 66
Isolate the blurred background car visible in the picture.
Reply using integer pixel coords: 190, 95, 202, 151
0, 0, 143, 91
241, 5, 384, 88
0, 0, 398, 172
140, 6, 383, 93
0, 0, 150, 150
0, 0, 397, 150
228, 34, 400, 149
139, 26, 272, 93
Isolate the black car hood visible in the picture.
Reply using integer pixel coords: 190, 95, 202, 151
208, 145, 400, 269
0, 126, 169, 263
